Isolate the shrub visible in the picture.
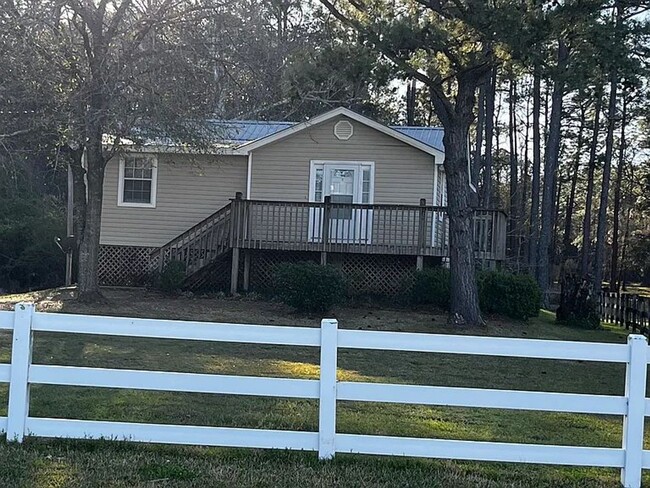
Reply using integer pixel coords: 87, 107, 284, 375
409, 268, 451, 309
156, 260, 186, 293
477, 271, 541, 320
273, 262, 345, 313
406, 268, 541, 320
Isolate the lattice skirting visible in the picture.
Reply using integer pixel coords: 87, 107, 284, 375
100, 245, 436, 296
99, 245, 156, 286
330, 253, 417, 296
249, 250, 319, 293
248, 250, 421, 296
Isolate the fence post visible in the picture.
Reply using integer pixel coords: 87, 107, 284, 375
318, 318, 338, 460
621, 334, 647, 488
7, 302, 35, 443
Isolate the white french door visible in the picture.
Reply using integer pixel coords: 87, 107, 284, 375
309, 161, 374, 244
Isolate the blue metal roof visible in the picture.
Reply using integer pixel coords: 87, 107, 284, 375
208, 119, 445, 152
208, 120, 297, 143
391, 126, 445, 152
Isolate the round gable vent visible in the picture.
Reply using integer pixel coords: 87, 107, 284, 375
334, 120, 354, 140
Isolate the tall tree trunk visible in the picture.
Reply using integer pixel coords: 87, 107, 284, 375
473, 82, 485, 208
77, 75, 108, 300
67, 146, 86, 282
444, 123, 483, 325
618, 204, 632, 289
430, 74, 489, 326
593, 64, 619, 291
77, 144, 106, 300
520, 87, 531, 263
580, 93, 602, 276
482, 68, 496, 208
508, 78, 519, 261
537, 40, 569, 306
528, 67, 542, 274
610, 91, 627, 290
551, 161, 564, 258
406, 78, 417, 125
562, 103, 587, 259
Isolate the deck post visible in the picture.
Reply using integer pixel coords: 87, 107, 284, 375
243, 250, 250, 292
321, 196, 331, 266
416, 198, 427, 271
230, 247, 240, 295
229, 192, 244, 295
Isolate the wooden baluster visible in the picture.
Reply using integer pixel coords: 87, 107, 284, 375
416, 199, 426, 270
321, 196, 331, 265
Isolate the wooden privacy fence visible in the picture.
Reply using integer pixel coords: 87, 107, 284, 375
601, 292, 650, 336
0, 303, 649, 488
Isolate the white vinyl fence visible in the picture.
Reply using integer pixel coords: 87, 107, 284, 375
0, 303, 648, 488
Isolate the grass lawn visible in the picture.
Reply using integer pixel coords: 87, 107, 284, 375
0, 287, 647, 487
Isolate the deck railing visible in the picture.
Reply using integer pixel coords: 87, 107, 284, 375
231, 197, 507, 261
150, 196, 507, 280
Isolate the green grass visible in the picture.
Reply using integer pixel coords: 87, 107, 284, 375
0, 288, 647, 487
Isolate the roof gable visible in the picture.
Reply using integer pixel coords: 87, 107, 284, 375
235, 108, 444, 158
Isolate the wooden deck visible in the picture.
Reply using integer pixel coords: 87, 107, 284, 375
152, 194, 507, 291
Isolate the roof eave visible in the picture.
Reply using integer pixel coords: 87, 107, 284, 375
106, 143, 248, 156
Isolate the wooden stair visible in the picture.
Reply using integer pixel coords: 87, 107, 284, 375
151, 202, 233, 288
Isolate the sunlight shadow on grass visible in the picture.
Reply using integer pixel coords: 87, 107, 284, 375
199, 355, 390, 383
538, 309, 556, 323
29, 457, 76, 488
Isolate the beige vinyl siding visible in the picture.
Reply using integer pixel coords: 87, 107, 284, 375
101, 153, 247, 247
250, 115, 435, 205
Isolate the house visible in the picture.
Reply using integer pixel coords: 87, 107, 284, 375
99, 107, 506, 294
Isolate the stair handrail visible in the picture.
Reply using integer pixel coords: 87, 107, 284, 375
151, 201, 233, 269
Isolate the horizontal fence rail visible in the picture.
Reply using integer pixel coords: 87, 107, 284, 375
0, 303, 649, 487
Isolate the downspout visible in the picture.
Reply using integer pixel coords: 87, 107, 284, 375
432, 158, 439, 206
246, 152, 252, 199
432, 157, 439, 247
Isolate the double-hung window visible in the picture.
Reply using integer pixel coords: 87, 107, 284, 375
118, 155, 158, 208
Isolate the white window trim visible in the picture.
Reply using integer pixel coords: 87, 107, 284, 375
308, 160, 375, 204
117, 154, 158, 208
